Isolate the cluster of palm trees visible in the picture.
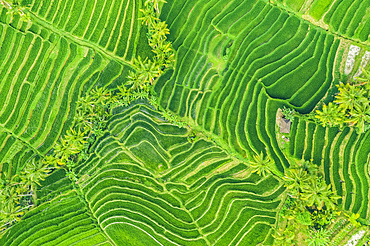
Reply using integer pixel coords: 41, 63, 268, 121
0, 87, 113, 232
0, 123, 92, 233
283, 160, 340, 211
247, 155, 343, 244
316, 68, 370, 133
0, 158, 51, 234
128, 0, 175, 91
249, 155, 340, 212
275, 159, 368, 245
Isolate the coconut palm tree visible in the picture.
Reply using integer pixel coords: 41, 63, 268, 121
300, 178, 340, 210
21, 159, 50, 189
151, 21, 170, 41
63, 128, 86, 152
305, 228, 330, 246
153, 21, 169, 36
247, 152, 274, 177
334, 82, 366, 111
152, 41, 173, 61
300, 160, 319, 175
347, 103, 370, 133
0, 203, 24, 226
42, 155, 60, 168
134, 57, 160, 84
77, 94, 95, 115
139, 7, 158, 26
315, 102, 344, 127
126, 70, 144, 90
0, 177, 24, 207
0, 186, 19, 210
282, 165, 312, 198
74, 109, 93, 132
113, 85, 131, 106
116, 85, 129, 100
54, 138, 80, 164
90, 87, 111, 105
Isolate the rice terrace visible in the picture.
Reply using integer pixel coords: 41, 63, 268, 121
2, 0, 370, 245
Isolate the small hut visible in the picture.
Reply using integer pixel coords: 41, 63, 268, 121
280, 118, 291, 133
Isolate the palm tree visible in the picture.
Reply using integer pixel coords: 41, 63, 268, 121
42, 155, 60, 168
334, 82, 366, 111
133, 57, 160, 84
163, 50, 175, 68
126, 70, 144, 90
0, 186, 19, 210
77, 94, 95, 115
305, 228, 330, 246
113, 85, 130, 106
152, 41, 173, 61
139, 7, 158, 26
151, 21, 170, 41
90, 87, 111, 105
21, 159, 50, 189
74, 109, 93, 131
63, 128, 86, 152
282, 165, 312, 198
347, 103, 370, 133
143, 59, 160, 83
0, 175, 25, 205
247, 152, 274, 176
149, 95, 159, 108
301, 160, 319, 175
54, 139, 69, 162
315, 102, 344, 127
116, 85, 129, 99
300, 179, 340, 210
0, 203, 24, 226
54, 138, 80, 164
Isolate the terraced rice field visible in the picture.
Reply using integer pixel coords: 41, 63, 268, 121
289, 117, 370, 218
276, 0, 370, 43
1, 0, 370, 245
156, 0, 340, 173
